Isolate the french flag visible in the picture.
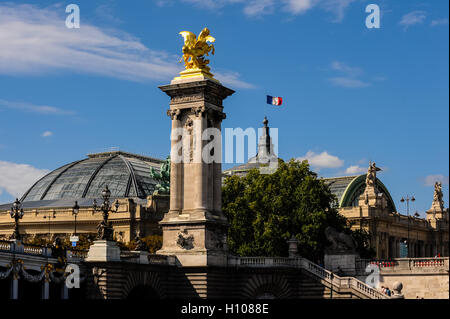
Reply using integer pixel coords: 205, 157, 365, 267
267, 95, 283, 106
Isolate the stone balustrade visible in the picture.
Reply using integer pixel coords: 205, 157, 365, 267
232, 256, 389, 299
0, 240, 11, 252
357, 257, 449, 273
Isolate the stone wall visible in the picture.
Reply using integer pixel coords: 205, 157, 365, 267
356, 258, 449, 299
379, 273, 449, 299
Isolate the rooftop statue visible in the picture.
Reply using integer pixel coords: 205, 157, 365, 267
365, 161, 381, 189
179, 27, 216, 76
149, 156, 170, 195
433, 181, 444, 210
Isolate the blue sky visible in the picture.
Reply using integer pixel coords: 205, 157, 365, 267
0, 0, 448, 216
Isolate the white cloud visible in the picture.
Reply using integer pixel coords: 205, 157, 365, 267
244, 0, 275, 16
181, 0, 245, 10
297, 151, 344, 169
424, 175, 449, 187
215, 71, 256, 89
0, 3, 253, 88
0, 161, 50, 198
328, 61, 370, 88
0, 4, 177, 81
399, 11, 427, 29
345, 165, 366, 175
329, 77, 370, 88
321, 0, 356, 22
0, 99, 75, 115
331, 61, 362, 77
42, 131, 53, 137
282, 0, 316, 14
178, 0, 356, 21
431, 18, 449, 27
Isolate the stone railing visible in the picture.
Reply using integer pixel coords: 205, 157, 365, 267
411, 258, 447, 268
357, 257, 449, 272
0, 240, 53, 257
23, 243, 51, 256
120, 250, 140, 259
0, 240, 11, 252
356, 259, 398, 270
232, 256, 389, 299
148, 254, 171, 265
67, 249, 88, 260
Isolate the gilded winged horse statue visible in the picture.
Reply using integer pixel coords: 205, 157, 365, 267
179, 28, 215, 74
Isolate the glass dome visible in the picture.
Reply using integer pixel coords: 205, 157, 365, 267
20, 151, 163, 205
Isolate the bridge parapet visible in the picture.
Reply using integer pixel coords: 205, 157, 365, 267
0, 239, 53, 257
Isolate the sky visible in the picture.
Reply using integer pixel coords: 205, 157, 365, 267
0, 0, 448, 216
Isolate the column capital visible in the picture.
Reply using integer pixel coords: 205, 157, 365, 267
167, 109, 181, 120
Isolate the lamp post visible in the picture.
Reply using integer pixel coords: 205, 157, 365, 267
72, 201, 80, 236
43, 211, 56, 244
9, 198, 24, 240
93, 186, 119, 241
400, 195, 415, 257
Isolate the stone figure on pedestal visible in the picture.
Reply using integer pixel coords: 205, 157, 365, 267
324, 226, 358, 275
324, 226, 357, 254
432, 181, 444, 211
365, 162, 381, 191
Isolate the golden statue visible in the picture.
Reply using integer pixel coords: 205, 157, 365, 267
175, 27, 217, 81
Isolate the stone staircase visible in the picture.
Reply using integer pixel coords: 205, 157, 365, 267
232, 256, 389, 299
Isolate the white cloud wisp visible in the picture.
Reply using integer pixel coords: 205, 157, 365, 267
0, 3, 253, 88
297, 151, 344, 170
0, 161, 50, 199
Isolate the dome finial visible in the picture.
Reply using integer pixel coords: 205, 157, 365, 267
263, 116, 268, 127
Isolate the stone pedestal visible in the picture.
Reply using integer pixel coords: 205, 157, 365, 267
324, 253, 358, 276
157, 77, 234, 267
86, 240, 121, 262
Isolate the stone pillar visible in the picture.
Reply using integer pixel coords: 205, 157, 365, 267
42, 281, 49, 299
62, 284, 69, 299
11, 278, 18, 299
396, 239, 400, 258
157, 76, 234, 267
85, 240, 121, 262
168, 110, 182, 215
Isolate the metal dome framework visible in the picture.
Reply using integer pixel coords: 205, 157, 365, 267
324, 174, 397, 212
20, 151, 163, 203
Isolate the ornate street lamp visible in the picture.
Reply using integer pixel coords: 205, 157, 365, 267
93, 185, 119, 241
9, 198, 24, 240
400, 195, 415, 257
72, 201, 80, 236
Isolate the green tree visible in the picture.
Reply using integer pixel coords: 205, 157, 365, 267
222, 159, 351, 261
350, 227, 376, 259
123, 235, 163, 254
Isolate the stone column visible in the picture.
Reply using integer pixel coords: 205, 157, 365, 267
157, 77, 234, 267
193, 113, 206, 210
213, 118, 224, 216
168, 109, 182, 215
